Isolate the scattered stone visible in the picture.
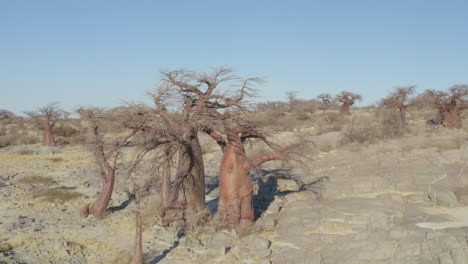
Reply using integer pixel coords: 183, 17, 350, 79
277, 178, 300, 192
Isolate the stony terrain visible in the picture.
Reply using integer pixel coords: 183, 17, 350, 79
1, 118, 468, 264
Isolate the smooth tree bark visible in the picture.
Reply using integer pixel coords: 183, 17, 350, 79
208, 125, 286, 229
131, 200, 143, 264
80, 163, 115, 218
42, 127, 56, 146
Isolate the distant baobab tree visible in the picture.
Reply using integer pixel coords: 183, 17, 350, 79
317, 93, 333, 112
426, 85, 468, 128
381, 86, 416, 128
335, 91, 362, 115
285, 90, 298, 112
25, 102, 67, 146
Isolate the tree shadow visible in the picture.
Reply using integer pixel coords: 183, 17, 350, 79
205, 176, 219, 196
252, 168, 329, 220
149, 240, 179, 264
108, 193, 135, 213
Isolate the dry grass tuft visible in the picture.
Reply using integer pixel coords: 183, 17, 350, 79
17, 176, 57, 186
18, 148, 34, 155
48, 157, 65, 163
34, 188, 83, 202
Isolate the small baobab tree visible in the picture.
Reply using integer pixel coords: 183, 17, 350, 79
335, 91, 362, 115
285, 90, 298, 112
317, 93, 333, 112
381, 86, 415, 128
426, 85, 468, 128
214, 120, 297, 229
79, 108, 144, 218
25, 102, 67, 146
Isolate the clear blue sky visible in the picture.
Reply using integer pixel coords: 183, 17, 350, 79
1, 0, 467, 114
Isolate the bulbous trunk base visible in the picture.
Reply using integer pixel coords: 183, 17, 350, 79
42, 129, 56, 146
340, 104, 351, 115
80, 167, 115, 218
219, 194, 254, 229
441, 109, 462, 128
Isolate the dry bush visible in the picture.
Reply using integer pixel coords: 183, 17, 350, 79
17, 135, 39, 145
293, 111, 311, 121
0, 135, 15, 148
251, 110, 284, 128
342, 111, 409, 144
55, 126, 80, 138
342, 115, 381, 143
378, 109, 406, 139
17, 148, 34, 155
315, 112, 345, 135
422, 135, 465, 151
69, 134, 87, 145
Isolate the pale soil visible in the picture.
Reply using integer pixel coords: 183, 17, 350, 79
1, 123, 468, 264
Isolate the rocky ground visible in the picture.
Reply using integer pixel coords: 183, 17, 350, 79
1, 123, 468, 264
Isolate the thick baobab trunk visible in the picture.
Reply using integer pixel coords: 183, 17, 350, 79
42, 128, 56, 146
164, 133, 205, 224
218, 134, 285, 229
80, 166, 115, 218
218, 141, 254, 228
174, 134, 205, 208
131, 203, 143, 264
398, 107, 407, 128
441, 109, 462, 128
160, 162, 171, 209
340, 103, 351, 115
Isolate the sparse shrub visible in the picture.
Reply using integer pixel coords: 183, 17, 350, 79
342, 115, 380, 143
55, 126, 80, 138
17, 135, 39, 145
315, 112, 345, 135
69, 134, 87, 145
294, 111, 310, 121
0, 135, 15, 148
18, 148, 34, 155
378, 109, 406, 139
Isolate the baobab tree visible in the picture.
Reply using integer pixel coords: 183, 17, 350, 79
285, 90, 298, 112
25, 102, 67, 146
79, 109, 144, 218
381, 86, 415, 128
426, 85, 468, 128
317, 93, 333, 112
128, 68, 261, 225
213, 119, 297, 229
335, 91, 362, 115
